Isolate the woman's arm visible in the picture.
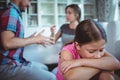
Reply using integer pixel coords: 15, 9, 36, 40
54, 31, 61, 42
80, 51, 120, 71
50, 26, 62, 43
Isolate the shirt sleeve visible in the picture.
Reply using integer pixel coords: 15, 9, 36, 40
61, 43, 77, 59
1, 8, 18, 33
61, 44, 73, 56
59, 24, 66, 33
62, 46, 71, 53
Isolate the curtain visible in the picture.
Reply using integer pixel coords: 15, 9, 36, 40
96, 0, 118, 22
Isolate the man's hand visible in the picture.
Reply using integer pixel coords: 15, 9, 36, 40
33, 30, 55, 47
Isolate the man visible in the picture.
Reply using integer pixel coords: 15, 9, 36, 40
0, 0, 56, 80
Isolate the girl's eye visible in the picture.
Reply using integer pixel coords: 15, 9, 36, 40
89, 51, 95, 53
99, 49, 104, 52
87, 49, 96, 53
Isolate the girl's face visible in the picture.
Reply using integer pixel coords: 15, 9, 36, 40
76, 39, 106, 59
66, 7, 77, 22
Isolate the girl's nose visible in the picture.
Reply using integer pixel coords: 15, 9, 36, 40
95, 52, 101, 58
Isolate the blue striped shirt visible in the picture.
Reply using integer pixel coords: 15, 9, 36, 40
0, 2, 27, 65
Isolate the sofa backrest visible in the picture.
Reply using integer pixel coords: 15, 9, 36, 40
104, 21, 120, 61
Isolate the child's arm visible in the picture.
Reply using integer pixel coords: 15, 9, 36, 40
61, 50, 120, 73
79, 51, 120, 71
64, 66, 100, 80
60, 50, 119, 80
60, 50, 100, 80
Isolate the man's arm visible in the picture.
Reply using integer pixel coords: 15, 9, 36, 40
1, 30, 51, 50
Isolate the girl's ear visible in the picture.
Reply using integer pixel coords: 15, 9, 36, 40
75, 42, 81, 50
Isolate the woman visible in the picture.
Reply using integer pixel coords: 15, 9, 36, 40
50, 4, 81, 45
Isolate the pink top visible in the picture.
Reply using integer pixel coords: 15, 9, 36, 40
56, 43, 81, 80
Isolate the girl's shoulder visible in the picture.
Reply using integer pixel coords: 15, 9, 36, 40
62, 43, 75, 54
63, 43, 74, 49
62, 43, 80, 59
